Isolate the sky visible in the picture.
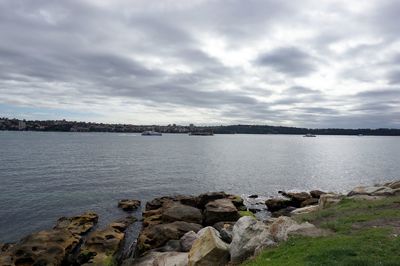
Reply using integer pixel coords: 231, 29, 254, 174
0, 0, 399, 128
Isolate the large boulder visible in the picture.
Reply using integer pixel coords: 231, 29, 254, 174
310, 190, 326, 199
198, 192, 227, 209
269, 216, 298, 242
229, 216, 275, 264
279, 192, 311, 207
162, 203, 203, 224
118, 199, 141, 211
188, 227, 230, 266
348, 186, 400, 197
287, 222, 332, 238
137, 221, 202, 254
300, 197, 319, 207
124, 251, 188, 266
265, 198, 292, 212
319, 193, 343, 209
180, 231, 199, 252
54, 211, 99, 235
2, 229, 80, 266
384, 180, 400, 189
204, 199, 240, 225
77, 218, 133, 265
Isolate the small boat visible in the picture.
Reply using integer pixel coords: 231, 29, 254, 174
303, 133, 316, 137
141, 131, 162, 136
189, 131, 214, 136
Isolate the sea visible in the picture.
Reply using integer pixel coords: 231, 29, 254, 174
1, 131, 399, 242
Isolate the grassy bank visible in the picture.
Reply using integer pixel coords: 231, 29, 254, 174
244, 195, 400, 266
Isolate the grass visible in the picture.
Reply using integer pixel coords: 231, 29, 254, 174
239, 210, 256, 218
244, 195, 400, 266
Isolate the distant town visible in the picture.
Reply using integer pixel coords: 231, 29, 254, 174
1, 117, 400, 136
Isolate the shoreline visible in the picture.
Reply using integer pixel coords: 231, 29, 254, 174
1, 180, 399, 265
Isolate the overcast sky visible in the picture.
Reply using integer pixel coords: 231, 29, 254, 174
1, 0, 399, 128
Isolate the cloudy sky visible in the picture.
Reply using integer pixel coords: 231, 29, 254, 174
1, 0, 399, 128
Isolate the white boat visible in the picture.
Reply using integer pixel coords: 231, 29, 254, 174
303, 133, 316, 137
141, 131, 162, 136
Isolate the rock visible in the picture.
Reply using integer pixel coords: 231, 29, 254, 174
310, 190, 326, 199
204, 199, 240, 225
229, 216, 275, 264
188, 227, 230, 266
348, 186, 399, 197
180, 231, 199, 252
287, 222, 332, 238
300, 197, 319, 207
279, 192, 311, 207
265, 198, 292, 212
4, 229, 80, 266
118, 199, 141, 211
137, 221, 202, 254
228, 195, 246, 211
124, 251, 188, 266
77, 217, 134, 265
213, 222, 235, 243
162, 203, 203, 224
154, 240, 182, 252
384, 180, 400, 189
271, 206, 296, 217
269, 216, 297, 242
54, 211, 99, 235
248, 194, 258, 198
290, 205, 319, 215
319, 194, 343, 209
198, 192, 227, 208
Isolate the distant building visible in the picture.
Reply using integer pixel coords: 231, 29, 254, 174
18, 120, 26, 130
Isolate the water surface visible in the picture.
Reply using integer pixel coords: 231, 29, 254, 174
1, 131, 399, 242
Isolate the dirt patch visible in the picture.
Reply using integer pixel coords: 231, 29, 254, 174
352, 218, 400, 235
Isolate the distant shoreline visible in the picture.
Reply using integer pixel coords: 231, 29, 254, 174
2, 117, 400, 136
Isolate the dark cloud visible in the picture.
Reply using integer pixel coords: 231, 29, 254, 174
0, 0, 399, 127
256, 47, 317, 77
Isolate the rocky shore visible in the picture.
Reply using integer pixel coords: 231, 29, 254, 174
1, 180, 399, 266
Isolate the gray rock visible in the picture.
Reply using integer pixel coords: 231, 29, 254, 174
204, 199, 240, 225
180, 231, 198, 252
229, 216, 275, 264
162, 203, 203, 224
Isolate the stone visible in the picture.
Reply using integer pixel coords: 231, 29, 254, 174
188, 227, 230, 266
77, 217, 134, 265
154, 240, 182, 252
271, 206, 297, 217
198, 192, 227, 208
137, 221, 202, 254
180, 231, 199, 252
4, 229, 80, 266
348, 186, 399, 197
229, 216, 275, 264
269, 216, 297, 242
384, 180, 400, 189
213, 222, 235, 243
204, 199, 240, 225
287, 222, 332, 238
228, 195, 246, 210
310, 190, 326, 199
319, 193, 343, 209
162, 203, 203, 224
54, 211, 99, 235
248, 194, 258, 198
124, 251, 188, 266
265, 198, 292, 212
300, 197, 319, 207
118, 199, 141, 211
291, 205, 319, 215
279, 192, 311, 207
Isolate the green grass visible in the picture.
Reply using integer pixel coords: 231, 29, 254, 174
244, 196, 400, 266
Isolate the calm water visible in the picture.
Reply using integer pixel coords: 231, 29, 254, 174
1, 131, 399, 242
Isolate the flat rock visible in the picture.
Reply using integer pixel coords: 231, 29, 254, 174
384, 180, 400, 189
287, 222, 332, 238
198, 192, 227, 209
162, 203, 203, 224
188, 227, 230, 266
118, 199, 141, 211
204, 199, 240, 225
348, 186, 400, 197
137, 221, 202, 254
54, 211, 99, 235
265, 198, 292, 212
301, 197, 319, 207
291, 205, 319, 215
229, 216, 275, 264
319, 193, 343, 209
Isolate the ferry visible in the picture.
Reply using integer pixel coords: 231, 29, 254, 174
303, 133, 316, 137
